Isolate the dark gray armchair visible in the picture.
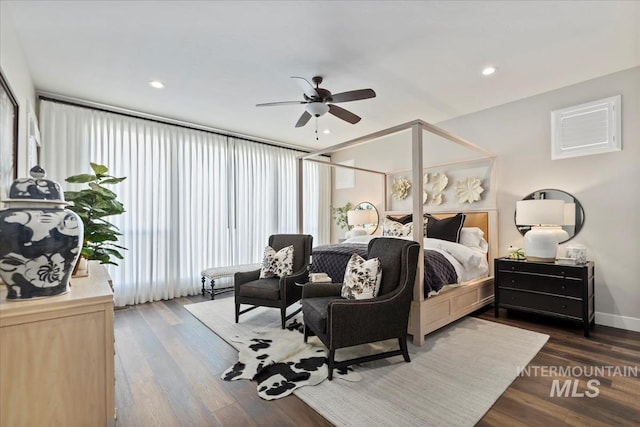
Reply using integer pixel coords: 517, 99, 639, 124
302, 237, 420, 379
235, 234, 313, 329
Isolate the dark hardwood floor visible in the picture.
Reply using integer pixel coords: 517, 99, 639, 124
114, 293, 640, 426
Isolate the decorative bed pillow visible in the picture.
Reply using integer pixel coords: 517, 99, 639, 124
341, 253, 382, 300
459, 227, 489, 253
382, 217, 413, 237
424, 213, 466, 242
385, 214, 413, 225
259, 245, 294, 278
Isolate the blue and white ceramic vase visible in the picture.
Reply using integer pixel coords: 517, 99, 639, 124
0, 166, 83, 300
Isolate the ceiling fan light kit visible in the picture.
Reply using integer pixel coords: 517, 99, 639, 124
257, 75, 376, 129
306, 102, 329, 117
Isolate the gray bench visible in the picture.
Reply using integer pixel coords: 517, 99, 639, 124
200, 263, 262, 300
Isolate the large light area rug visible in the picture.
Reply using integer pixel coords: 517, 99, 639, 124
185, 298, 549, 427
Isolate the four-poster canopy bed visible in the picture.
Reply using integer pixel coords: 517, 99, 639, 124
297, 119, 498, 345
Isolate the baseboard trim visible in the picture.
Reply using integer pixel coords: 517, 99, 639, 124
595, 312, 640, 333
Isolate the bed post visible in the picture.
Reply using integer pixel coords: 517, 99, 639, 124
409, 122, 426, 346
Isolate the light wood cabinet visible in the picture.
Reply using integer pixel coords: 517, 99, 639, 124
0, 262, 115, 426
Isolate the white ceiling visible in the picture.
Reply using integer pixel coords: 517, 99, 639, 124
4, 1, 639, 150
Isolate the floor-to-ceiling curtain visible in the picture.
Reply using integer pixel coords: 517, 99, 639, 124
39, 100, 330, 306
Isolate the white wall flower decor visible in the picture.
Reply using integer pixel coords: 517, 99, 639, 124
423, 190, 429, 204
431, 172, 448, 192
423, 173, 429, 186
392, 177, 411, 200
430, 193, 443, 206
456, 177, 484, 203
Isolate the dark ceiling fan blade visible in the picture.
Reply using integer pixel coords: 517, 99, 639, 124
330, 88, 376, 103
328, 104, 361, 124
291, 76, 319, 99
256, 100, 306, 107
295, 111, 312, 128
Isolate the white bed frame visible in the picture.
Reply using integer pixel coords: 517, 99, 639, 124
404, 211, 495, 344
297, 119, 498, 346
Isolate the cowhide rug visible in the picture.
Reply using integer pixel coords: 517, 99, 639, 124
221, 319, 361, 400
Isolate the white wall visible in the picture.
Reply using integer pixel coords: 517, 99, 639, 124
1, 2, 36, 177
332, 67, 640, 331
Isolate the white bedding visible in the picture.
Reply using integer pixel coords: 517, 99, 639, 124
342, 234, 489, 287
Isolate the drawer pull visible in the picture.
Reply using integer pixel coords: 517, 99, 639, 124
562, 304, 567, 309
561, 285, 566, 290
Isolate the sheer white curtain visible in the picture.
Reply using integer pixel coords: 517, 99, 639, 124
39, 100, 329, 306
0, 88, 16, 202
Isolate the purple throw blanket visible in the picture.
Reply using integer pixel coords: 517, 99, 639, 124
311, 243, 457, 295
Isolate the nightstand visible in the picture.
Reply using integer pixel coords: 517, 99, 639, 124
494, 258, 595, 337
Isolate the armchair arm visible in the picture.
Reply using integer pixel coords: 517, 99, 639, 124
282, 267, 309, 286
302, 283, 343, 299
280, 267, 309, 305
234, 269, 261, 293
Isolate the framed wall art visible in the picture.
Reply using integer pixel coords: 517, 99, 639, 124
0, 68, 19, 202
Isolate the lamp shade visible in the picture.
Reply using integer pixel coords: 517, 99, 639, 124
347, 209, 373, 226
563, 203, 576, 226
346, 210, 372, 238
516, 199, 565, 226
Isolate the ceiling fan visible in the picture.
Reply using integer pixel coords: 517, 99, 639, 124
256, 76, 376, 128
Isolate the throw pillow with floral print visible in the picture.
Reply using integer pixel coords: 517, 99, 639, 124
382, 217, 413, 237
341, 253, 382, 300
260, 245, 294, 278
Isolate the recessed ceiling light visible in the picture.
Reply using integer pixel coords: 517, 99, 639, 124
149, 80, 165, 89
482, 66, 497, 76
323, 129, 331, 134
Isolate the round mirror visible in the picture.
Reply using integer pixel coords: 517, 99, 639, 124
354, 201, 379, 235
515, 189, 584, 243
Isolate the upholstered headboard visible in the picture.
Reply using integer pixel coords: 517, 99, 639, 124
385, 211, 490, 244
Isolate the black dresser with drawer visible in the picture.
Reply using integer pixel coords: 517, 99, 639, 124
494, 258, 595, 337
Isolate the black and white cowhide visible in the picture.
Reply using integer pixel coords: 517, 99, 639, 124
222, 319, 361, 400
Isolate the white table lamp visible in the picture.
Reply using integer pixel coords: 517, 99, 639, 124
516, 199, 569, 262
346, 209, 374, 238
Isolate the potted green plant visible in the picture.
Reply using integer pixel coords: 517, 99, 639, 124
330, 202, 354, 231
64, 163, 127, 267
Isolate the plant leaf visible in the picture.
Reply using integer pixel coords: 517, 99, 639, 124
100, 177, 126, 184
102, 248, 125, 259
81, 247, 95, 258
66, 174, 97, 183
90, 163, 109, 175
88, 183, 117, 199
